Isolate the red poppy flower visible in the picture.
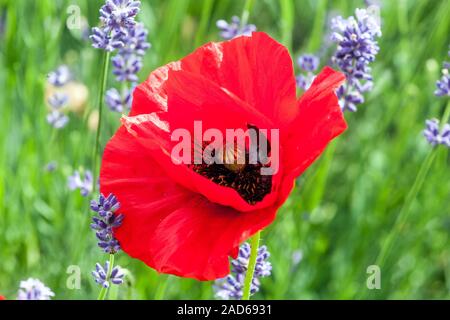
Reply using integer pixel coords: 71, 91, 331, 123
100, 32, 346, 280
0, 295, 5, 300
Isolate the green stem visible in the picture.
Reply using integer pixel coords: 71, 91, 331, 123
92, 51, 111, 192
242, 231, 261, 300
240, 0, 255, 29
97, 254, 115, 300
154, 275, 170, 300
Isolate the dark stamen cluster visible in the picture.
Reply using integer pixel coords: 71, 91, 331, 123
191, 127, 273, 205
192, 161, 272, 205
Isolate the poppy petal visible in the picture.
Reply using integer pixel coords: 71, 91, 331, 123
180, 32, 298, 128
283, 66, 347, 178
129, 61, 181, 116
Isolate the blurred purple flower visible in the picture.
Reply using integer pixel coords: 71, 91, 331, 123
106, 87, 132, 112
424, 119, 450, 147
92, 261, 125, 288
292, 250, 303, 266
216, 16, 256, 40
68, 170, 93, 196
45, 161, 58, 172
214, 243, 271, 300
296, 54, 319, 91
298, 54, 320, 72
46, 110, 69, 129
90, 193, 123, 254
47, 65, 71, 87
331, 8, 381, 112
435, 68, 450, 97
46, 91, 69, 129
296, 73, 315, 91
17, 278, 54, 300
47, 92, 69, 109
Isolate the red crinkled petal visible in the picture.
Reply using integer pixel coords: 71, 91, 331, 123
130, 32, 298, 128
283, 66, 347, 179
129, 61, 181, 116
100, 127, 276, 280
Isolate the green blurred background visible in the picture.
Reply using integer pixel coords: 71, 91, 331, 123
0, 0, 449, 299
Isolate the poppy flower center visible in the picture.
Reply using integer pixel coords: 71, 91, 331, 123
191, 127, 273, 205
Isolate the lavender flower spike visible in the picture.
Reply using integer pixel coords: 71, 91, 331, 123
17, 278, 55, 300
92, 261, 125, 288
90, 193, 124, 254
214, 243, 271, 300
331, 7, 381, 112
216, 16, 256, 40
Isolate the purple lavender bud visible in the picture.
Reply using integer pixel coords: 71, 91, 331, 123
214, 242, 271, 300
112, 53, 142, 82
68, 170, 93, 196
119, 22, 151, 56
17, 278, 54, 300
337, 84, 365, 112
216, 16, 256, 40
99, 0, 140, 34
435, 68, 450, 97
298, 54, 320, 72
423, 119, 442, 146
423, 119, 450, 148
106, 87, 132, 112
47, 92, 69, 110
92, 261, 125, 288
46, 110, 69, 129
47, 65, 71, 87
90, 27, 125, 52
